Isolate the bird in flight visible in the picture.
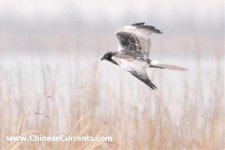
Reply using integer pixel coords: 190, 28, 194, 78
101, 22, 187, 90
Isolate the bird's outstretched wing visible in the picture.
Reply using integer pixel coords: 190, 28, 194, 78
115, 22, 162, 56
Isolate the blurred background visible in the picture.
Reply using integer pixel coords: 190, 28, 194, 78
0, 0, 223, 54
0, 0, 224, 149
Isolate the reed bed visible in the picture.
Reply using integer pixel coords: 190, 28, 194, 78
0, 33, 224, 150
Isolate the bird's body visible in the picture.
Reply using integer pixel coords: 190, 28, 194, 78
101, 22, 187, 90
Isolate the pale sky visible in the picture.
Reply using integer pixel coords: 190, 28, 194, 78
0, 0, 223, 22
0, 0, 223, 53
0, 0, 223, 37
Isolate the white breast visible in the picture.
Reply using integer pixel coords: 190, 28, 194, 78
112, 56, 148, 74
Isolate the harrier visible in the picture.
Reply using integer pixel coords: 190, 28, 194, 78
101, 22, 187, 90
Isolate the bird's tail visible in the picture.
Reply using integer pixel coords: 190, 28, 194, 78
150, 60, 188, 71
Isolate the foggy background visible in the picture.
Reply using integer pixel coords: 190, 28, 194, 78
0, 0, 224, 55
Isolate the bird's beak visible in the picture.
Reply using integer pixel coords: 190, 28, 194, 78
101, 56, 104, 61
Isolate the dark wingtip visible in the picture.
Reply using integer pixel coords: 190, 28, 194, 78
148, 82, 157, 90
132, 22, 162, 34
143, 25, 162, 34
150, 85, 157, 90
131, 22, 145, 26
154, 28, 163, 34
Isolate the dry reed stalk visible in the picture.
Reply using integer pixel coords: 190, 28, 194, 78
16, 113, 28, 136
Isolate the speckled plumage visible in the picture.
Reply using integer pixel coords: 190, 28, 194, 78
101, 22, 187, 90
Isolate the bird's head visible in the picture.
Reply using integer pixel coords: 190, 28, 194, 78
101, 52, 118, 65
101, 52, 113, 61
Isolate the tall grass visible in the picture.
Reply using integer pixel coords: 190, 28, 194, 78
0, 33, 224, 149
